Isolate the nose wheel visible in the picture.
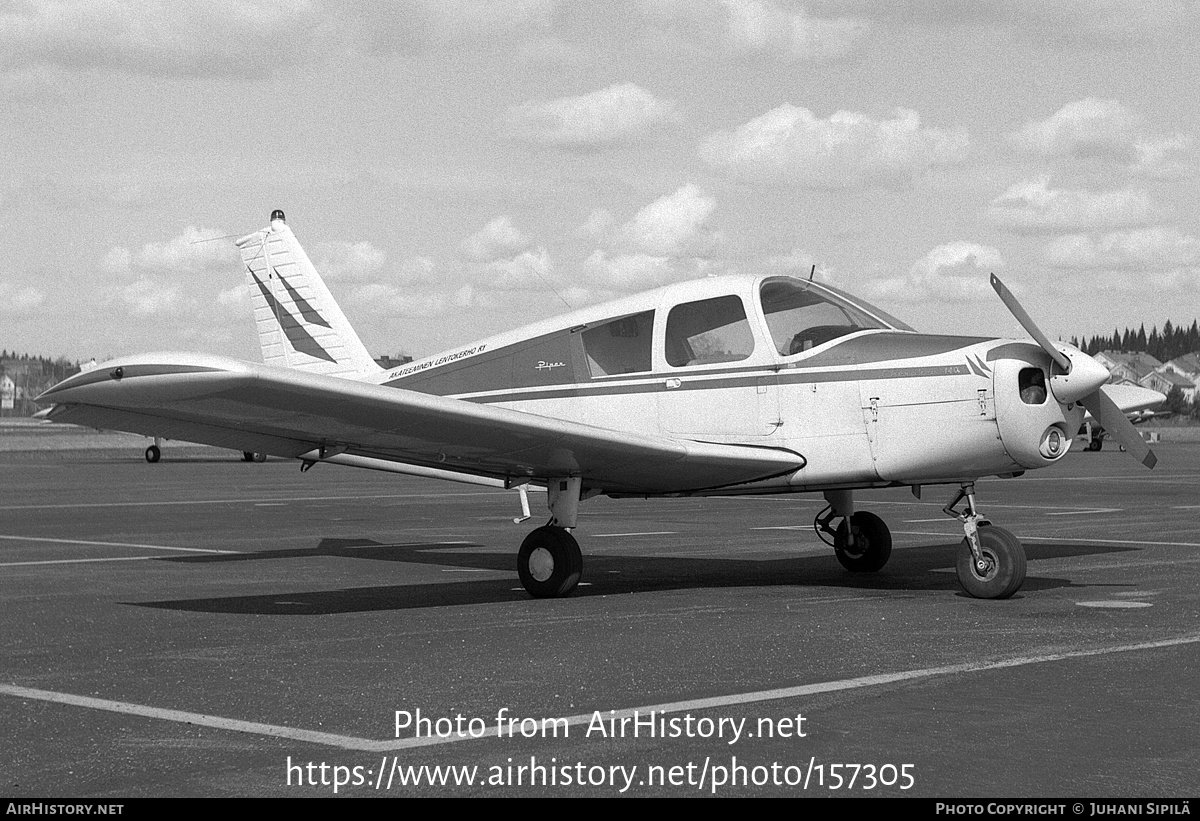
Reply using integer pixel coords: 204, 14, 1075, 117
945, 483, 1027, 599
955, 524, 1026, 599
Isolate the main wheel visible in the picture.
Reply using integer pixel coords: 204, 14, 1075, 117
252, 452, 267, 463
834, 511, 892, 572
144, 445, 161, 463
1088, 438, 1103, 452
955, 525, 1026, 599
517, 526, 583, 598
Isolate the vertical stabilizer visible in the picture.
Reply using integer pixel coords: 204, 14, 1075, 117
237, 211, 381, 379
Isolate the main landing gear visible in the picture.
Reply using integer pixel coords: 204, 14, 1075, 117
944, 483, 1026, 599
814, 490, 893, 573
515, 477, 584, 599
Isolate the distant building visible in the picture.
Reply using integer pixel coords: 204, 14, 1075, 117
1141, 369, 1197, 403
374, 354, 414, 369
1095, 351, 1162, 385
0, 374, 14, 413
1141, 352, 1200, 403
1159, 352, 1200, 384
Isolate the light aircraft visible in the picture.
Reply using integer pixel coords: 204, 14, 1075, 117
1074, 386, 1163, 452
39, 211, 1166, 600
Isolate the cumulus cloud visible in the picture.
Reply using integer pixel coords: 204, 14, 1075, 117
609, 185, 717, 256
579, 208, 615, 237
501, 82, 681, 149
348, 282, 461, 318
581, 250, 681, 290
699, 104, 969, 187
866, 242, 1004, 303
460, 216, 532, 262
0, 282, 46, 315
0, 0, 324, 79
1012, 98, 1194, 174
1012, 98, 1143, 161
100, 246, 132, 275
119, 277, 188, 317
988, 177, 1155, 234
482, 247, 555, 291
719, 0, 867, 62
131, 226, 238, 273
1043, 228, 1200, 271
312, 240, 387, 281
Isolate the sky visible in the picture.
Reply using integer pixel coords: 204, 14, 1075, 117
2, 0, 1199, 364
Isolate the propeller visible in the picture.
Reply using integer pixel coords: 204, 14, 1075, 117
989, 273, 1157, 469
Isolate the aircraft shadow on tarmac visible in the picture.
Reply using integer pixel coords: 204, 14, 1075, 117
129, 537, 1140, 615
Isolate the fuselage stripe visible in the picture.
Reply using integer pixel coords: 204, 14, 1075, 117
450, 363, 973, 404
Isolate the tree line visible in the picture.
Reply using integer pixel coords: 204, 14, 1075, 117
1071, 319, 1200, 362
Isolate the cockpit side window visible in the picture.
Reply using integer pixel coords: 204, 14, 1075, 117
580, 311, 655, 376
665, 295, 754, 367
761, 279, 883, 356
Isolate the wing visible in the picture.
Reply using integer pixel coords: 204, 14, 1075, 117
1097, 383, 1167, 417
39, 353, 805, 495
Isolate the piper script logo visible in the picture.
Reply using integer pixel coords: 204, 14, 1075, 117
536, 361, 566, 371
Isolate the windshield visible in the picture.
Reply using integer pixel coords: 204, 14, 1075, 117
760, 278, 912, 356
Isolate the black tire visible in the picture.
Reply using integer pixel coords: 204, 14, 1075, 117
517, 526, 583, 598
1089, 438, 1102, 452
955, 525, 1026, 599
144, 445, 161, 463
252, 452, 267, 463
242, 451, 255, 462
833, 511, 892, 572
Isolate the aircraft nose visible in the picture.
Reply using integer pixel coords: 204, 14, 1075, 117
1049, 349, 1110, 405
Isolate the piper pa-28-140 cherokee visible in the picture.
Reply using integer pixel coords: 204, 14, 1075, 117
40, 211, 1166, 600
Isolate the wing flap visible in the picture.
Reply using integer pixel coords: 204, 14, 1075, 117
41, 354, 805, 493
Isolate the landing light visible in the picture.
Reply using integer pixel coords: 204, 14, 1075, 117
1039, 426, 1068, 460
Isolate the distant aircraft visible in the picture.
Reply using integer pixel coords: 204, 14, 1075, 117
39, 211, 1166, 600
1075, 383, 1164, 451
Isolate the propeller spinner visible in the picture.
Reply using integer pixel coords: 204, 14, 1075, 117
989, 274, 1157, 469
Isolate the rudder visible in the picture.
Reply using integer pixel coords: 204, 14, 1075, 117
237, 210, 381, 379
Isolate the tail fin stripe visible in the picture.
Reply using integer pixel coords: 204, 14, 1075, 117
275, 268, 333, 328
249, 270, 338, 363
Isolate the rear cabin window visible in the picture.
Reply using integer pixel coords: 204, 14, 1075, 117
665, 295, 755, 367
581, 311, 654, 376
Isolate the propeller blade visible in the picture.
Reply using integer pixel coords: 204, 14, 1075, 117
989, 274, 1072, 372
1080, 387, 1158, 469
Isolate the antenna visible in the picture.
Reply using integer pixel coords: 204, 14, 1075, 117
809, 264, 815, 282
188, 233, 243, 245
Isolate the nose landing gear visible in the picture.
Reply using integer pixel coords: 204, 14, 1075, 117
944, 483, 1026, 599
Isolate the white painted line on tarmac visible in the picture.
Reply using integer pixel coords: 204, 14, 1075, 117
895, 530, 1200, 548
0, 490, 513, 512
7, 634, 1199, 752
750, 526, 809, 530
0, 534, 236, 554
592, 531, 677, 537
0, 557, 155, 567
0, 684, 382, 750
1044, 508, 1121, 516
